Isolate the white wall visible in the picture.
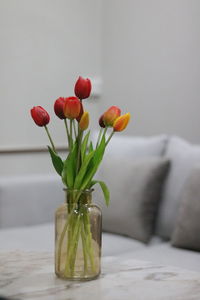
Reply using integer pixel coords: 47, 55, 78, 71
0, 0, 102, 175
1, 0, 200, 176
102, 0, 200, 142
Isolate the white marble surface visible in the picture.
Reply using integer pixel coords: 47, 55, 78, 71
0, 251, 200, 300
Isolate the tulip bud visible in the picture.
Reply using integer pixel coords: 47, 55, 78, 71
99, 115, 105, 128
113, 113, 131, 132
54, 97, 66, 119
74, 76, 92, 100
103, 106, 121, 127
76, 101, 84, 122
79, 112, 89, 131
64, 97, 81, 119
30, 106, 50, 127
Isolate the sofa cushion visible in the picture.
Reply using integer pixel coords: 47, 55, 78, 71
0, 223, 146, 256
95, 157, 169, 243
171, 168, 200, 251
100, 134, 168, 159
1, 223, 199, 272
119, 241, 200, 272
156, 137, 200, 239
0, 135, 168, 229
0, 174, 63, 228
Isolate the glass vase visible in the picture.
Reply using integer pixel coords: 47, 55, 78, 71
55, 189, 102, 280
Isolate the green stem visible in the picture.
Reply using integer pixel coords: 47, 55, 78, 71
100, 127, 108, 143
57, 195, 77, 273
106, 131, 115, 146
64, 215, 74, 275
65, 213, 75, 272
69, 119, 73, 151
57, 217, 70, 272
64, 214, 81, 277
76, 129, 83, 175
96, 128, 103, 149
70, 219, 81, 276
73, 120, 77, 139
81, 219, 88, 274
83, 210, 95, 272
44, 126, 56, 152
64, 119, 70, 147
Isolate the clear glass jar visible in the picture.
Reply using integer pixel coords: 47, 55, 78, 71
55, 189, 102, 280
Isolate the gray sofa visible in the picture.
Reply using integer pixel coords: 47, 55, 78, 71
0, 135, 200, 272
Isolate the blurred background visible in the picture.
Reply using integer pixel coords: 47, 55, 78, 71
0, 0, 200, 176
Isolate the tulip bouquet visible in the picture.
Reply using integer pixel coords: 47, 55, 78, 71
30, 76, 130, 279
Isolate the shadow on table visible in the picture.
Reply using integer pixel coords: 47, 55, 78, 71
0, 297, 20, 300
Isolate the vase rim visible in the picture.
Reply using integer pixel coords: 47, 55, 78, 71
63, 188, 94, 193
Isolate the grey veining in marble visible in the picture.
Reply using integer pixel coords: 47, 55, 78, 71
0, 251, 200, 300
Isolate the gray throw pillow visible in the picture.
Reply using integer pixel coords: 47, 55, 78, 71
92, 133, 168, 160
171, 168, 200, 251
156, 136, 200, 239
95, 157, 170, 243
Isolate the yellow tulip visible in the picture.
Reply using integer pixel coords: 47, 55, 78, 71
79, 111, 89, 131
113, 113, 131, 132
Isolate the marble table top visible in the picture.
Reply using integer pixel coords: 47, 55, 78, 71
0, 251, 200, 300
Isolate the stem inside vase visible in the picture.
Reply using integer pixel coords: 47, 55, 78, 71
55, 189, 102, 280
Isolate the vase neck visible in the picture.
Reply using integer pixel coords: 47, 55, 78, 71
64, 189, 93, 206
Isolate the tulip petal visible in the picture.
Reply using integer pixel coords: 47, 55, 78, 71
54, 97, 66, 119
113, 113, 131, 132
30, 106, 50, 127
79, 111, 89, 131
103, 106, 121, 127
74, 76, 92, 99
64, 97, 81, 119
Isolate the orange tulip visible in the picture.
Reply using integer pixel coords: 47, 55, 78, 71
76, 101, 84, 122
113, 113, 131, 132
79, 112, 89, 131
103, 106, 121, 127
64, 97, 81, 119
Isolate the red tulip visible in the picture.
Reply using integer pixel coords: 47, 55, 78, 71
54, 97, 66, 119
113, 113, 131, 132
74, 76, 92, 99
99, 115, 105, 128
30, 106, 50, 127
103, 106, 121, 127
64, 97, 81, 119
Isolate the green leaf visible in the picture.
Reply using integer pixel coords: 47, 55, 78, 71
74, 150, 95, 189
47, 146, 63, 176
91, 134, 106, 168
89, 141, 94, 153
90, 180, 110, 206
81, 131, 90, 162
62, 141, 78, 188
80, 135, 106, 190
